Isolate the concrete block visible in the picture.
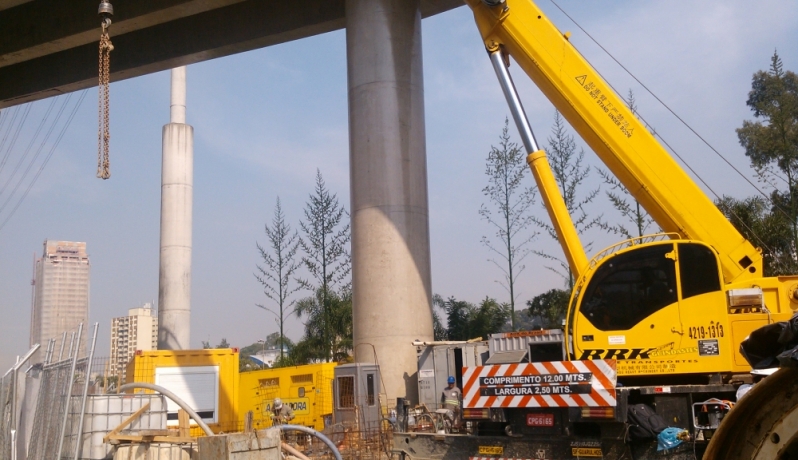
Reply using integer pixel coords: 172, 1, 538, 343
198, 429, 280, 460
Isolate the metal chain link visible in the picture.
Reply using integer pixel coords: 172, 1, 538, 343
97, 24, 113, 179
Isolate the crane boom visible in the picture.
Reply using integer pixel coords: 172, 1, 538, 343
465, 0, 762, 284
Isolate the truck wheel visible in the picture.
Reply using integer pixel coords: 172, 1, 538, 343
705, 367, 798, 459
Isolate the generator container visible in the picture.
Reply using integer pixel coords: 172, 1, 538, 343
126, 348, 240, 435
416, 341, 488, 409
239, 362, 336, 431
332, 363, 382, 432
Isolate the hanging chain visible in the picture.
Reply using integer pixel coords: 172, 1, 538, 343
97, 11, 113, 179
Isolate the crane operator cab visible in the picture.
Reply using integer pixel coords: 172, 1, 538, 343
566, 238, 757, 381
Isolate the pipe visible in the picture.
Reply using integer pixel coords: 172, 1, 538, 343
118, 382, 214, 436
281, 442, 311, 460
276, 425, 342, 460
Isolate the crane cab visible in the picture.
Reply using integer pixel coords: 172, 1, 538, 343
566, 237, 741, 381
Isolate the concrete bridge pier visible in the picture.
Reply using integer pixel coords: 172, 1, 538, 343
347, 0, 434, 403
158, 66, 193, 350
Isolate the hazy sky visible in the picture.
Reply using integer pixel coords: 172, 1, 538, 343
1, 0, 796, 369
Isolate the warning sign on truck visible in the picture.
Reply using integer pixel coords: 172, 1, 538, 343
463, 360, 616, 408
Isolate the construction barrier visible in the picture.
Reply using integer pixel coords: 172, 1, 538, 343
462, 360, 616, 408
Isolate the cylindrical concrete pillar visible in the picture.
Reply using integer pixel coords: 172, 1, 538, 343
158, 67, 193, 350
346, 0, 433, 403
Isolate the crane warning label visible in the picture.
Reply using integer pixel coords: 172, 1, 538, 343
576, 75, 635, 139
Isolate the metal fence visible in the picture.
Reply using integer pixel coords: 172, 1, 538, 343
0, 342, 41, 460
27, 323, 99, 460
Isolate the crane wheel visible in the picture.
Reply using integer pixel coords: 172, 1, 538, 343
705, 367, 798, 459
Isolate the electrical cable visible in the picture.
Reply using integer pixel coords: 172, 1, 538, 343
0, 103, 32, 176
0, 108, 7, 134
547, 0, 782, 254
0, 94, 71, 213
548, 0, 780, 203
0, 90, 87, 232
0, 97, 58, 198
0, 106, 22, 172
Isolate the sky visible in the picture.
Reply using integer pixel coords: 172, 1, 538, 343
0, 0, 796, 370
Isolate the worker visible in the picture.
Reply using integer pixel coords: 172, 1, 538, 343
271, 397, 295, 424
441, 376, 462, 431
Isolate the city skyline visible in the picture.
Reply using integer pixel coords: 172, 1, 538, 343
1, 1, 797, 370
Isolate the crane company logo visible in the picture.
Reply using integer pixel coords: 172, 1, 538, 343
579, 347, 700, 360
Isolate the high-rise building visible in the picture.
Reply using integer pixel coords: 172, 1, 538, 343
110, 304, 158, 383
29, 240, 90, 360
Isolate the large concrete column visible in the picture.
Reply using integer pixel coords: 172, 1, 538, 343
158, 66, 193, 350
346, 0, 433, 403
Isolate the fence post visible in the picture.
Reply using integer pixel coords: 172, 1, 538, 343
55, 323, 82, 460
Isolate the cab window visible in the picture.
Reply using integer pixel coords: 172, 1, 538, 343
580, 244, 677, 331
678, 243, 721, 299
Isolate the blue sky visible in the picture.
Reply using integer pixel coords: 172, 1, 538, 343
0, 0, 796, 369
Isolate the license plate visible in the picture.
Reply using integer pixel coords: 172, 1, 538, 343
478, 446, 503, 455
526, 413, 554, 427
572, 447, 602, 457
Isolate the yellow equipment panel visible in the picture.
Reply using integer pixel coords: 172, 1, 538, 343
239, 363, 336, 431
126, 348, 240, 435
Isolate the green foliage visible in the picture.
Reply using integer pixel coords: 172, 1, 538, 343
432, 309, 447, 341
526, 289, 570, 329
716, 195, 797, 276
479, 118, 538, 330
292, 287, 353, 364
736, 51, 798, 272
434, 294, 511, 341
534, 111, 602, 287
256, 197, 301, 361
202, 338, 229, 349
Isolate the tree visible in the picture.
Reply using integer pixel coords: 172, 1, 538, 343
526, 288, 570, 329
202, 338, 230, 349
297, 170, 352, 362
433, 294, 511, 341
292, 287, 353, 363
597, 90, 656, 239
479, 119, 538, 330
432, 310, 447, 341
533, 111, 602, 288
736, 51, 798, 271
716, 195, 797, 276
255, 197, 301, 361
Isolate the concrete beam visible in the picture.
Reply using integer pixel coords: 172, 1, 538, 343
0, 0, 462, 108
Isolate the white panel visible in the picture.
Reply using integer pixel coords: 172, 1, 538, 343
155, 365, 219, 424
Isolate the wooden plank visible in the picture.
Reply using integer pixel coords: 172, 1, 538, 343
178, 409, 190, 438
138, 429, 170, 436
244, 410, 253, 433
107, 434, 196, 444
102, 402, 151, 443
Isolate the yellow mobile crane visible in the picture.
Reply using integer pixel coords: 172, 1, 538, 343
393, 1, 798, 458
467, 0, 797, 381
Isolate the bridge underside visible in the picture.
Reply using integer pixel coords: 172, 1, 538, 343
0, 0, 461, 108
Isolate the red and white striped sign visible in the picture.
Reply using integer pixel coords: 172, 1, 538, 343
463, 360, 616, 408
469, 458, 534, 460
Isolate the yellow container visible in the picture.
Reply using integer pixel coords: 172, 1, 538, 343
239, 363, 336, 431
126, 348, 240, 435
